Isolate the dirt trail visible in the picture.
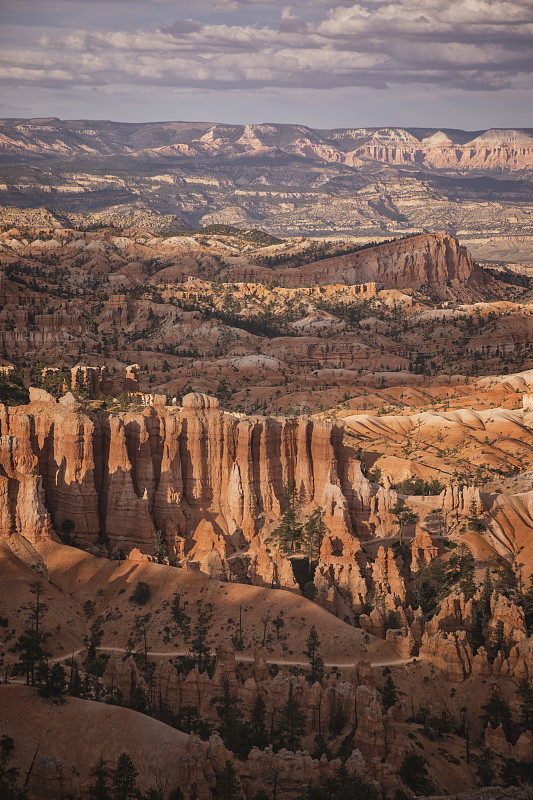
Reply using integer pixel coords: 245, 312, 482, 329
91, 646, 418, 670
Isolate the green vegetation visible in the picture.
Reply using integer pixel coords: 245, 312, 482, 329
304, 625, 324, 684
129, 582, 151, 605
399, 754, 433, 795
0, 735, 26, 800
267, 481, 326, 562
298, 763, 379, 800
258, 236, 412, 270
0, 369, 29, 406
163, 224, 282, 247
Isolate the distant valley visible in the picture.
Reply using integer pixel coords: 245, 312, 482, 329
1, 118, 533, 266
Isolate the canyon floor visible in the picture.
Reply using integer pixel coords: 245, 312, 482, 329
2, 224, 533, 800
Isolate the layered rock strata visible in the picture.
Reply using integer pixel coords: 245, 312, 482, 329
0, 392, 377, 554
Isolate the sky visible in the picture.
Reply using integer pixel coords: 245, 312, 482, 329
0, 0, 532, 129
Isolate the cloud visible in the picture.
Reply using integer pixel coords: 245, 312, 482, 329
279, 7, 308, 34
1, 0, 532, 96
162, 20, 203, 36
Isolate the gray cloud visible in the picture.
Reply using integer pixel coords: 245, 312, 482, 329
1, 0, 532, 98
162, 20, 203, 36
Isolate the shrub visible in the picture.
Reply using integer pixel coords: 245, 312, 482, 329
130, 582, 151, 605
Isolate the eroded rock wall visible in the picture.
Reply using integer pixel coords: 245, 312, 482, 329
0, 392, 379, 553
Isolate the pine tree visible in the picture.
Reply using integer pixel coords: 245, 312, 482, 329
517, 679, 533, 730
38, 662, 66, 698
112, 753, 138, 800
283, 479, 297, 507
495, 559, 518, 599
153, 531, 167, 564
11, 580, 50, 686
89, 757, 111, 800
216, 760, 241, 800
481, 687, 511, 737
249, 693, 268, 749
480, 567, 493, 607
491, 619, 506, 655
467, 498, 486, 532
459, 567, 477, 601
399, 754, 433, 795
391, 504, 417, 546
272, 612, 285, 640
211, 678, 247, 757
305, 625, 324, 684
177, 705, 201, 735
303, 508, 326, 565
191, 598, 213, 672
268, 506, 303, 554
278, 688, 306, 752
171, 593, 191, 640
381, 675, 398, 710
0, 735, 24, 800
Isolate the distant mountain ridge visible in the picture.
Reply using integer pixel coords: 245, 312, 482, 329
1, 118, 533, 172
2, 118, 533, 262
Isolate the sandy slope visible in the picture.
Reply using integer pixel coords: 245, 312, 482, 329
0, 685, 192, 797
0, 538, 397, 665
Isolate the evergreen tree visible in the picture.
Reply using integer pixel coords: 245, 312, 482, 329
447, 545, 476, 599
211, 678, 247, 757
305, 626, 324, 684
176, 705, 201, 735
85, 616, 105, 676
391, 504, 417, 546
303, 509, 326, 565
249, 693, 268, 749
278, 688, 306, 751
272, 612, 285, 641
523, 574, 533, 634
38, 662, 66, 698
480, 567, 493, 606
476, 748, 495, 786
481, 688, 511, 737
495, 559, 518, 599
130, 582, 151, 605
171, 594, 191, 640
268, 507, 303, 554
11, 580, 50, 686
471, 566, 493, 647
283, 479, 297, 507
399, 754, 433, 795
381, 675, 398, 710
459, 566, 477, 601
297, 763, 378, 800
68, 660, 83, 697
328, 695, 347, 736
191, 598, 214, 672
89, 757, 111, 800
112, 753, 138, 800
216, 760, 241, 800
491, 619, 506, 655
0, 734, 25, 800
467, 499, 486, 532
60, 518, 76, 545
517, 679, 533, 730
153, 531, 167, 564
188, 784, 199, 800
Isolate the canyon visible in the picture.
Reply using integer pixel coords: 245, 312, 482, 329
1, 119, 533, 266
2, 159, 533, 798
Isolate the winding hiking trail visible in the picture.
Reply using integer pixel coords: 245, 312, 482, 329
52, 647, 419, 670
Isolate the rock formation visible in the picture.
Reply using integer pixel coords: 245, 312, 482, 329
0, 392, 388, 555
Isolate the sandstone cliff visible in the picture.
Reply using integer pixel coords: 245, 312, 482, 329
0, 392, 379, 555
227, 233, 487, 293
